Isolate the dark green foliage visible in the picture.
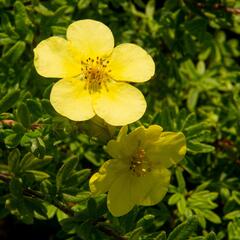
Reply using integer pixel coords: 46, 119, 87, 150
0, 0, 240, 239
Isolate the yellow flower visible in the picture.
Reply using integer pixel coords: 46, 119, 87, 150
89, 125, 186, 217
33, 19, 155, 126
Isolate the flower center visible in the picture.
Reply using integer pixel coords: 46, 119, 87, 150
81, 57, 111, 94
129, 148, 152, 177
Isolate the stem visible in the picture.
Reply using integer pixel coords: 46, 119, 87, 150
0, 172, 127, 239
0, 120, 42, 130
195, 2, 240, 15
0, 172, 73, 215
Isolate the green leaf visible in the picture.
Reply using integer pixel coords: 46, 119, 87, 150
14, 1, 31, 37
2, 41, 26, 64
128, 227, 144, 240
175, 168, 186, 193
22, 154, 52, 171
167, 216, 198, 240
31, 138, 46, 158
76, 220, 94, 240
146, 0, 155, 19
17, 102, 31, 128
202, 210, 221, 224
41, 99, 57, 116
168, 193, 182, 205
0, 89, 20, 113
154, 231, 167, 240
78, 0, 91, 9
228, 219, 240, 240
177, 195, 187, 215
8, 148, 20, 173
26, 99, 42, 117
187, 141, 215, 153
9, 177, 23, 198
224, 210, 240, 220
1, 13, 18, 37
187, 88, 199, 111
34, 3, 54, 16
56, 156, 79, 191
206, 231, 217, 240
5, 133, 22, 148
5, 197, 33, 224
24, 170, 50, 181
64, 169, 91, 187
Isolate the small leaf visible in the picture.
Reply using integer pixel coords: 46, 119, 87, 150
8, 148, 20, 173
56, 156, 79, 191
5, 133, 22, 148
224, 210, 240, 220
167, 216, 198, 240
129, 227, 144, 240
187, 88, 199, 112
26, 99, 42, 117
0, 89, 20, 113
9, 177, 23, 198
206, 231, 217, 240
17, 103, 31, 128
41, 99, 57, 116
24, 170, 50, 181
146, 0, 155, 19
3, 41, 26, 64
154, 231, 167, 240
78, 0, 91, 9
14, 1, 31, 36
202, 210, 221, 224
187, 141, 215, 153
168, 193, 182, 205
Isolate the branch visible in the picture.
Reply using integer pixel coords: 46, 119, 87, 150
196, 2, 240, 15
0, 172, 127, 240
0, 172, 74, 216
0, 119, 42, 130
97, 223, 128, 240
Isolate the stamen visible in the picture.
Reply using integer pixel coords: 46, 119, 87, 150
81, 56, 111, 94
129, 148, 151, 177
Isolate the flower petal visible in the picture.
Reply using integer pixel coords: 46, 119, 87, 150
143, 125, 163, 144
67, 19, 114, 59
109, 43, 155, 83
50, 78, 95, 121
107, 172, 135, 217
106, 126, 140, 160
89, 159, 127, 195
93, 82, 146, 126
137, 168, 171, 206
34, 37, 81, 78
146, 132, 187, 168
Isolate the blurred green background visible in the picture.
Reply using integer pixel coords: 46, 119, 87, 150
0, 0, 240, 239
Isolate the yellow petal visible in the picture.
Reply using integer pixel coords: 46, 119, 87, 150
107, 172, 135, 217
146, 132, 187, 168
108, 43, 155, 83
116, 125, 128, 141
138, 168, 171, 206
106, 126, 138, 160
34, 37, 81, 78
105, 140, 123, 159
66, 19, 114, 60
50, 78, 95, 121
93, 82, 146, 126
144, 125, 163, 143
89, 159, 127, 195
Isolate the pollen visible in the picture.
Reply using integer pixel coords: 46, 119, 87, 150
129, 148, 152, 177
81, 57, 111, 93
